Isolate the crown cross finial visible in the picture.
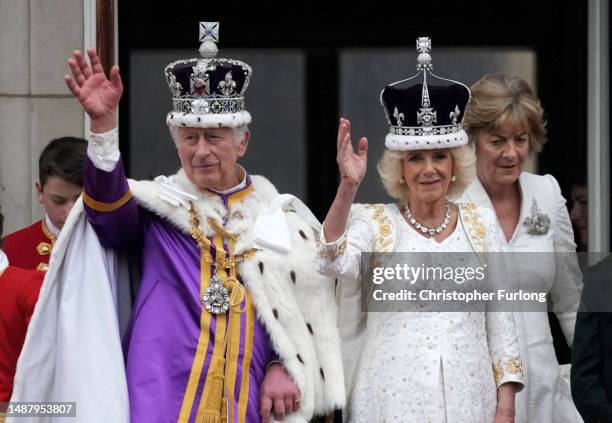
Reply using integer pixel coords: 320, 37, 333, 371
416, 36, 433, 70
199, 22, 219, 42
199, 22, 219, 59
416, 37, 431, 54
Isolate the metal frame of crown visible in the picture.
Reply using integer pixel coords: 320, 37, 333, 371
165, 22, 253, 128
381, 37, 471, 151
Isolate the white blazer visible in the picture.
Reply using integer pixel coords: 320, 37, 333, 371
460, 172, 583, 423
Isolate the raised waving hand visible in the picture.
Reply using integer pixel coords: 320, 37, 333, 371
321, 118, 368, 243
336, 117, 368, 187
64, 48, 123, 133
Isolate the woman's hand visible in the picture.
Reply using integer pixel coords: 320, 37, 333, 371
320, 118, 368, 243
493, 408, 515, 423
493, 382, 519, 423
336, 118, 368, 187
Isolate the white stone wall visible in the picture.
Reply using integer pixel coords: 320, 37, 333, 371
0, 0, 85, 234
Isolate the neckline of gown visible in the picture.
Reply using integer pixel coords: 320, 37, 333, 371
472, 175, 526, 246
391, 203, 462, 245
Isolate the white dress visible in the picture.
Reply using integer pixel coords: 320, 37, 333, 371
460, 172, 583, 423
316, 202, 524, 423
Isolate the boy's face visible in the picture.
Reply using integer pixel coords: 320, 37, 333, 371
36, 176, 82, 230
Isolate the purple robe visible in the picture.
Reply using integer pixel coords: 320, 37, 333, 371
83, 157, 274, 423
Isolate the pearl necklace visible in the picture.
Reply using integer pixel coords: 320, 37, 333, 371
404, 201, 451, 237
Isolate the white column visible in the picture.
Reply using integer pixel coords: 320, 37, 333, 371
588, 0, 610, 254
83, 0, 97, 137
0, 0, 85, 234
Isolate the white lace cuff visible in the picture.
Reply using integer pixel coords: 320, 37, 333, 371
316, 223, 348, 262
88, 127, 120, 172
492, 357, 524, 388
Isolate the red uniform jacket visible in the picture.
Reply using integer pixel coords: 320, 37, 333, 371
2, 220, 56, 272
0, 266, 44, 402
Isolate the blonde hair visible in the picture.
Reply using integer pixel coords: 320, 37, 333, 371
463, 73, 547, 154
377, 145, 476, 202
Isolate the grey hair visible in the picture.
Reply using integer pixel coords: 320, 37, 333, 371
377, 145, 476, 202
169, 125, 249, 146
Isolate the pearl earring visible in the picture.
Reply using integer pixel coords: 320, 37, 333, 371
399, 178, 405, 185
451, 175, 457, 182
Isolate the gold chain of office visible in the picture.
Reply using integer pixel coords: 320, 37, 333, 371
188, 206, 257, 270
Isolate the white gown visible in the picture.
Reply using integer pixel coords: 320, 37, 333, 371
460, 172, 583, 423
316, 202, 524, 423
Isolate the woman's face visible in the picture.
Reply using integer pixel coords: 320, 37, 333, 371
475, 122, 530, 188
402, 149, 453, 205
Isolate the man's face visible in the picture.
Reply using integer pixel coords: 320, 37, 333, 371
36, 176, 83, 230
176, 127, 249, 191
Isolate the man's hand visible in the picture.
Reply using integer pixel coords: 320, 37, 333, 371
64, 48, 123, 133
260, 363, 300, 423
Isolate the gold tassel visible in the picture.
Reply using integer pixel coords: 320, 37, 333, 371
196, 413, 221, 423
197, 354, 226, 421
220, 392, 228, 423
